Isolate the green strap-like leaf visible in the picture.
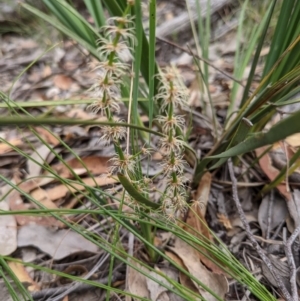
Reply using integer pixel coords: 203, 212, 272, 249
22, 3, 99, 57
209, 118, 253, 169
84, 0, 106, 28
210, 110, 300, 159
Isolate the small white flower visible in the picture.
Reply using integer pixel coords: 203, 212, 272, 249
94, 60, 129, 78
156, 84, 189, 111
98, 39, 132, 61
88, 75, 120, 100
102, 16, 136, 46
161, 155, 188, 175
155, 67, 189, 111
109, 153, 136, 174
87, 96, 121, 115
156, 114, 186, 134
158, 135, 185, 155
100, 118, 127, 145
140, 145, 152, 157
161, 198, 178, 222
165, 176, 187, 194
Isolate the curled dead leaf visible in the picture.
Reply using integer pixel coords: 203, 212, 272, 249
8, 261, 40, 292
169, 238, 228, 301
181, 202, 224, 274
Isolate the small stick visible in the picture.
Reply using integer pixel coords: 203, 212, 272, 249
284, 225, 300, 301
42, 253, 111, 301
271, 220, 285, 240
228, 159, 293, 301
31, 273, 121, 300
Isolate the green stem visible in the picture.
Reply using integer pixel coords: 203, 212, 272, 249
106, 190, 126, 301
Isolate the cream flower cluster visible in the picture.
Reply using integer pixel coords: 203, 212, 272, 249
155, 67, 189, 218
87, 8, 135, 177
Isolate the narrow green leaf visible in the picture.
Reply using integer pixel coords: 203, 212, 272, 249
148, 0, 156, 129
22, 3, 99, 58
132, 0, 143, 125
209, 118, 253, 169
227, 0, 248, 118
0, 116, 163, 136
263, 0, 298, 77
102, 0, 123, 16
240, 1, 277, 107
84, 0, 106, 28
0, 257, 33, 301
42, 0, 97, 47
210, 110, 300, 159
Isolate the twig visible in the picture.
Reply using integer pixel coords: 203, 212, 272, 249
156, 36, 245, 88
38, 253, 111, 301
271, 220, 285, 240
227, 159, 293, 301
125, 232, 135, 301
30, 274, 121, 300
284, 225, 300, 301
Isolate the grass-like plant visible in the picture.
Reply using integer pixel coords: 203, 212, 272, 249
0, 0, 299, 300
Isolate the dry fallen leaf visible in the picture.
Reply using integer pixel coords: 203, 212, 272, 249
34, 127, 60, 146
42, 65, 52, 77
31, 176, 117, 202
255, 146, 292, 201
0, 199, 17, 255
182, 202, 224, 274
285, 133, 300, 148
278, 142, 300, 175
193, 172, 211, 216
0, 138, 23, 154
229, 212, 257, 230
27, 144, 53, 178
18, 224, 100, 260
53, 74, 73, 90
165, 251, 200, 299
169, 238, 228, 301
7, 178, 63, 227
51, 156, 110, 178
127, 261, 150, 300
8, 261, 40, 292
186, 172, 224, 274
29, 187, 59, 209
18, 174, 58, 194
217, 213, 232, 230
146, 269, 170, 301
258, 194, 288, 238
